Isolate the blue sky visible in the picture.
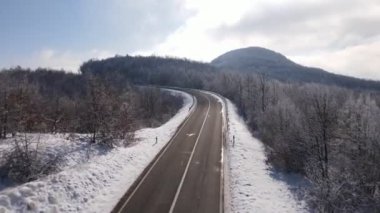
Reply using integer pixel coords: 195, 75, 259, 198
1, 0, 380, 80
1, 1, 82, 55
0, 0, 190, 71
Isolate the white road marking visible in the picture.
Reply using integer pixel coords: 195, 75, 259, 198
169, 93, 211, 213
116, 94, 198, 213
186, 133, 195, 137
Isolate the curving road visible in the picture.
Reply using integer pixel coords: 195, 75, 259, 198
112, 90, 224, 213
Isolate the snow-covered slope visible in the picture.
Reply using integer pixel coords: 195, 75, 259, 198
225, 99, 308, 213
201, 91, 308, 212
0, 89, 194, 213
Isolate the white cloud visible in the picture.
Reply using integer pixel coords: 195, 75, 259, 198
79, 0, 192, 52
140, 0, 380, 80
17, 49, 115, 72
290, 39, 380, 80
134, 0, 254, 61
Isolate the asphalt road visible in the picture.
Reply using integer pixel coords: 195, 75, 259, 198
112, 90, 224, 213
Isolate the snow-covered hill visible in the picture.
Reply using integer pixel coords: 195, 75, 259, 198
0, 90, 194, 213
225, 99, 309, 212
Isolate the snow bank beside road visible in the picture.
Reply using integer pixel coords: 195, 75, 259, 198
202, 91, 307, 212
0, 89, 194, 213
225, 99, 308, 213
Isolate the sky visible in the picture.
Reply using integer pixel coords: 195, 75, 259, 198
1, 0, 380, 80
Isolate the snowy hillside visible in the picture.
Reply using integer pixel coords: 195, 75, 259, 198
225, 99, 309, 212
0, 90, 194, 213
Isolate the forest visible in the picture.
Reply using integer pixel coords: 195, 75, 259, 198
81, 55, 380, 212
1, 55, 380, 211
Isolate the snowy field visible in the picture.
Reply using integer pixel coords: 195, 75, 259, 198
0, 89, 194, 213
224, 99, 309, 213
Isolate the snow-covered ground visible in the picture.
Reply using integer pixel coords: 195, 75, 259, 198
0, 89, 194, 213
224, 99, 309, 213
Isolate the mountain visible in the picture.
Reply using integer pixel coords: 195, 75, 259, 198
211, 47, 380, 91
212, 47, 298, 69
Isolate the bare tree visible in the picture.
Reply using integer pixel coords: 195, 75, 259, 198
43, 97, 64, 133
82, 76, 118, 145
0, 88, 9, 138
258, 73, 269, 112
0, 134, 62, 183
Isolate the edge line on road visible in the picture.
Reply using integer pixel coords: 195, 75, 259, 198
218, 94, 226, 213
199, 90, 227, 213
169, 93, 211, 213
116, 92, 198, 213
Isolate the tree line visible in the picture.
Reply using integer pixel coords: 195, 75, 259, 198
0, 67, 183, 141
